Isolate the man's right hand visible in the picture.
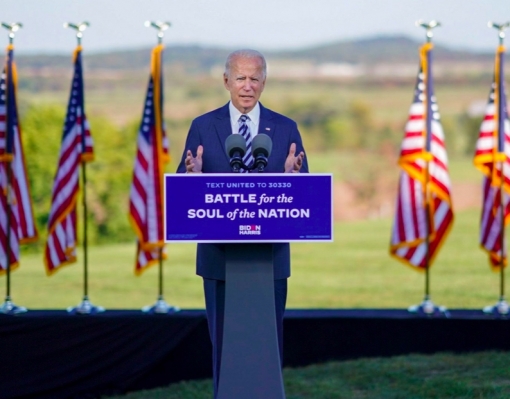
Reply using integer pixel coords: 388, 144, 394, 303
185, 145, 203, 173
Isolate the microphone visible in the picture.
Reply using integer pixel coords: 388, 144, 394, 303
225, 134, 247, 173
251, 134, 272, 172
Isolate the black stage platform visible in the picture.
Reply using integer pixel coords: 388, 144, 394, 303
1, 309, 509, 399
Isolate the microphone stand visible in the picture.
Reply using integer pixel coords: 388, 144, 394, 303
229, 153, 244, 173
253, 155, 268, 173
230, 157, 268, 173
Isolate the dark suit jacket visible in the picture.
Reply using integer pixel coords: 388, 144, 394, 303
176, 102, 309, 281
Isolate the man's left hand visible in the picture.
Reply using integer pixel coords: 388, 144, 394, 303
284, 143, 304, 173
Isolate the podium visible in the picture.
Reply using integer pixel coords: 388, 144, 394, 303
219, 243, 284, 398
164, 173, 333, 398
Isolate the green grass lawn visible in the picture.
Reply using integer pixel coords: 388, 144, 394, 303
9, 208, 502, 310
104, 351, 510, 399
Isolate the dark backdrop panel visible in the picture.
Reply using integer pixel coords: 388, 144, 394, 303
283, 309, 510, 367
0, 310, 210, 399
1, 309, 509, 399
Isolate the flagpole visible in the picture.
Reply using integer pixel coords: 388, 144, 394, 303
64, 22, 104, 315
155, 22, 167, 312
2, 161, 13, 310
408, 20, 448, 317
484, 22, 510, 316
498, 162, 507, 310
0, 22, 27, 315
141, 21, 179, 314
496, 30, 507, 313
423, 23, 435, 313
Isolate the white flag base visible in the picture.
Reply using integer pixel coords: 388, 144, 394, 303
0, 297, 27, 314
142, 297, 180, 314
67, 297, 105, 315
408, 297, 449, 317
483, 298, 509, 316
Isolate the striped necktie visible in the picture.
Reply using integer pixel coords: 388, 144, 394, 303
238, 114, 254, 171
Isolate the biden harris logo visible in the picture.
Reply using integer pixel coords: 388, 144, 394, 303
239, 225, 261, 235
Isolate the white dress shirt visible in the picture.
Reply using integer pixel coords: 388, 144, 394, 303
229, 101, 260, 137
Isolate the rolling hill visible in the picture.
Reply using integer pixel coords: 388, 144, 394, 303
7, 35, 494, 73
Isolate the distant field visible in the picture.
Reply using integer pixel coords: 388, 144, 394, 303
11, 208, 502, 310
19, 78, 490, 126
18, 77, 490, 174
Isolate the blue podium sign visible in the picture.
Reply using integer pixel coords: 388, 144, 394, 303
164, 173, 333, 243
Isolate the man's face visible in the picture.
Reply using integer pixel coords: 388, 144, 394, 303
223, 56, 266, 114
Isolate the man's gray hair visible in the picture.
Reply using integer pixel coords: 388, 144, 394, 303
224, 49, 267, 78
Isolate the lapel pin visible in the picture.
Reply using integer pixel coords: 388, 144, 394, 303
265, 127, 271, 131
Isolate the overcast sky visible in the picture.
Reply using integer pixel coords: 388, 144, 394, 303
1, 0, 508, 54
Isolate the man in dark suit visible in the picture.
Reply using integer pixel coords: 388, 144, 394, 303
176, 49, 308, 397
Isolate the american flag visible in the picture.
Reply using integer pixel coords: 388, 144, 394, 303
390, 43, 454, 269
129, 44, 169, 274
0, 45, 38, 273
473, 45, 510, 270
44, 46, 94, 274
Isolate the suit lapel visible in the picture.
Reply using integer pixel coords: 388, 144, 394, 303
258, 103, 275, 141
213, 103, 232, 164
213, 103, 275, 165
